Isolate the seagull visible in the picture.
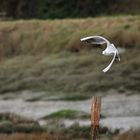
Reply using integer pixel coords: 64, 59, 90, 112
80, 35, 120, 72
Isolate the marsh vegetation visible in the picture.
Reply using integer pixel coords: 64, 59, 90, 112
0, 16, 139, 140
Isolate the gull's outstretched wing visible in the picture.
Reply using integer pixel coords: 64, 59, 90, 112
103, 51, 117, 73
81, 36, 108, 45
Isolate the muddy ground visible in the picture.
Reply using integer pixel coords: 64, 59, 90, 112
0, 92, 139, 132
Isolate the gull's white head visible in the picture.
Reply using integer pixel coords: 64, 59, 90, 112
80, 35, 120, 72
102, 50, 107, 55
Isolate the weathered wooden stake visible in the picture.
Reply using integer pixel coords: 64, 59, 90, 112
91, 96, 101, 140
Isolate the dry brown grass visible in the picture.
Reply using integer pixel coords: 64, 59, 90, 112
0, 133, 72, 140
113, 129, 140, 140
0, 16, 139, 58
0, 129, 139, 140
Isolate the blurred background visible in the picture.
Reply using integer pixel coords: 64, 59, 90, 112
0, 0, 140, 140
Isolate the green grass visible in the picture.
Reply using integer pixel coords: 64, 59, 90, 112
49, 95, 90, 101
0, 49, 139, 97
42, 109, 90, 119
0, 16, 139, 97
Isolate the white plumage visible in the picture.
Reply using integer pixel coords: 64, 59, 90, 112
81, 35, 120, 72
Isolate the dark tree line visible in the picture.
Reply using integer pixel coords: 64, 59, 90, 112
0, 0, 41, 18
0, 0, 139, 19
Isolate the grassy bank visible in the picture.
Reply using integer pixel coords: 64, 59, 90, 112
0, 16, 139, 97
0, 16, 140, 57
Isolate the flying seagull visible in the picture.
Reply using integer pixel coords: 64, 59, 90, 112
80, 35, 120, 72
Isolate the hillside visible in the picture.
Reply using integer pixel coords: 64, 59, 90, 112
0, 16, 139, 98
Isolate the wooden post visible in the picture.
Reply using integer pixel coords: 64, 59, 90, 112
91, 96, 101, 140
